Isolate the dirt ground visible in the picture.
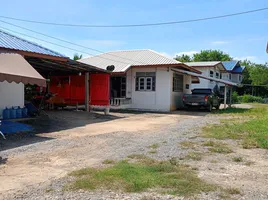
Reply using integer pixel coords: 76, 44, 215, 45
0, 107, 267, 199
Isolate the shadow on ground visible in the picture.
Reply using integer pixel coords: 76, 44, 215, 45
0, 110, 123, 152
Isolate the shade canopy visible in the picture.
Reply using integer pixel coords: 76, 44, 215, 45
0, 53, 46, 87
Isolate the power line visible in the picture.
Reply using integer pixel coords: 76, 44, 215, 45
0, 26, 133, 65
0, 7, 267, 28
0, 20, 148, 65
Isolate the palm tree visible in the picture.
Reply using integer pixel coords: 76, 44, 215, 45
73, 53, 83, 60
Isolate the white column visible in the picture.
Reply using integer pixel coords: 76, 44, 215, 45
224, 85, 227, 109
85, 72, 89, 112
229, 86, 232, 108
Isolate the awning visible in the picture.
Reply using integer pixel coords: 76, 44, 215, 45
172, 68, 240, 87
0, 53, 46, 87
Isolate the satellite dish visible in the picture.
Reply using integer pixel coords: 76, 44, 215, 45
106, 65, 115, 71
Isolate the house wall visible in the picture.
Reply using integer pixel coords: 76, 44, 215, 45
0, 81, 24, 119
129, 67, 171, 112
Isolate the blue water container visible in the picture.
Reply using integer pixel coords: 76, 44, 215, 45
10, 107, 16, 119
16, 107, 22, 118
3, 107, 10, 119
22, 107, 28, 117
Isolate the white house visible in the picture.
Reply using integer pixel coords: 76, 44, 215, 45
185, 61, 227, 90
80, 50, 201, 112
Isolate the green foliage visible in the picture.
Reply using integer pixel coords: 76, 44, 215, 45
73, 53, 83, 60
192, 50, 232, 62
232, 91, 239, 103
175, 54, 192, 62
67, 160, 217, 196
238, 95, 264, 103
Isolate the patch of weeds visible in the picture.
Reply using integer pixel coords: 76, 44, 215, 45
191, 167, 198, 171
45, 188, 54, 193
208, 146, 233, 154
218, 192, 232, 199
203, 105, 268, 149
210, 160, 218, 163
102, 159, 116, 164
67, 159, 217, 196
169, 157, 180, 166
127, 154, 148, 160
147, 143, 160, 149
220, 167, 226, 170
225, 187, 241, 195
162, 141, 168, 144
179, 141, 197, 149
244, 161, 255, 166
185, 152, 202, 161
232, 156, 243, 162
148, 150, 157, 154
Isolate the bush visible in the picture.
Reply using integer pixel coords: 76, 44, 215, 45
239, 95, 264, 103
232, 91, 239, 103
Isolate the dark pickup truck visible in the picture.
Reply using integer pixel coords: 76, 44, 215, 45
182, 88, 221, 112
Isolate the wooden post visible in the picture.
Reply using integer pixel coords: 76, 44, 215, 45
224, 85, 227, 109
85, 72, 89, 112
229, 86, 232, 108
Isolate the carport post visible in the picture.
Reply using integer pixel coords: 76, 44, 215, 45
229, 86, 233, 108
224, 85, 227, 109
85, 72, 89, 112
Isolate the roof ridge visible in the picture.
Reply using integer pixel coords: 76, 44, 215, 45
0, 29, 66, 57
147, 49, 181, 63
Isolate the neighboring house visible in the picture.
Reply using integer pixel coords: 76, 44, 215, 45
185, 61, 227, 90
80, 50, 201, 112
221, 61, 245, 84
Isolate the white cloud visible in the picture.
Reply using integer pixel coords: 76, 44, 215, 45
234, 56, 257, 61
211, 41, 230, 45
175, 51, 199, 57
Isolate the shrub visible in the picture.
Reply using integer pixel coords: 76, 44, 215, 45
238, 95, 264, 103
232, 91, 239, 103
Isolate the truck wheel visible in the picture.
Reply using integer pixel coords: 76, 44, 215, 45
207, 104, 212, 112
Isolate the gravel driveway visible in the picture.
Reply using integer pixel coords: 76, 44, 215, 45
0, 109, 267, 199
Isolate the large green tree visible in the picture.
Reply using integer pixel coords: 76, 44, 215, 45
73, 53, 83, 60
175, 54, 192, 62
192, 50, 232, 62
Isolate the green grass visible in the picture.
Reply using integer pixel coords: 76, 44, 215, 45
185, 152, 203, 161
67, 159, 217, 196
147, 143, 160, 149
203, 104, 268, 149
148, 150, 157, 154
102, 159, 116, 164
232, 156, 243, 162
203, 140, 233, 154
179, 141, 197, 149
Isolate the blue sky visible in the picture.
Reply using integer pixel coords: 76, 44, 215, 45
1, 0, 267, 63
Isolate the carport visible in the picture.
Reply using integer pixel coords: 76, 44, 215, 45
172, 68, 240, 109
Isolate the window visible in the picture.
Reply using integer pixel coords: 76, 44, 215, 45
216, 72, 219, 79
220, 73, 222, 79
239, 75, 242, 82
229, 73, 232, 80
210, 71, 214, 82
136, 72, 156, 91
173, 73, 183, 92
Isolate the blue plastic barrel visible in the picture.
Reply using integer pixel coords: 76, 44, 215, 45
2, 107, 10, 119
22, 107, 28, 117
10, 107, 16, 119
16, 107, 22, 118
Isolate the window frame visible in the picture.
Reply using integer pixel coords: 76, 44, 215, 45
136, 72, 156, 91
173, 73, 183, 92
229, 73, 232, 80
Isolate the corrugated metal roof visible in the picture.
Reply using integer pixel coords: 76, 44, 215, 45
0, 29, 65, 58
222, 61, 239, 71
232, 65, 245, 73
79, 49, 181, 72
185, 61, 221, 67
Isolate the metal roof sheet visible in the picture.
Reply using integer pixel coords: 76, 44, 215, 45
222, 61, 239, 71
79, 49, 182, 72
185, 61, 221, 67
232, 65, 245, 73
0, 29, 65, 58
